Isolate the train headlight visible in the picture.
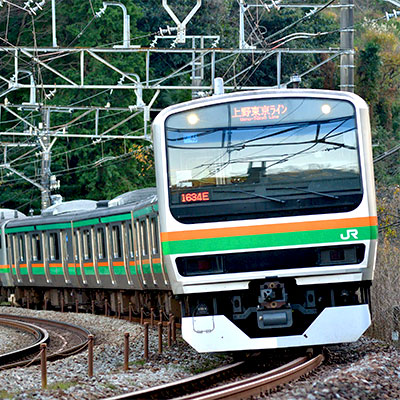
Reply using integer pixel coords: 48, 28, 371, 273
187, 113, 200, 125
321, 104, 331, 115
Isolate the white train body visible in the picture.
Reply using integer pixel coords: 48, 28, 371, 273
152, 89, 377, 352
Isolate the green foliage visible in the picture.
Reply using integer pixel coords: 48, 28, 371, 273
355, 22, 400, 187
1, 2, 400, 210
356, 41, 382, 106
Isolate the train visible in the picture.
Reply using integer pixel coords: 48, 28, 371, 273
0, 88, 377, 353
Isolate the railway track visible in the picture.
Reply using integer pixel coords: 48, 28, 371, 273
106, 352, 324, 400
0, 313, 92, 369
0, 317, 49, 366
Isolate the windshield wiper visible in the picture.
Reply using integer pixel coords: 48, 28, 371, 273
215, 188, 286, 204
274, 186, 339, 199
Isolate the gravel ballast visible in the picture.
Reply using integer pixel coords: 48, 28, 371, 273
0, 306, 399, 399
268, 337, 400, 400
0, 306, 230, 399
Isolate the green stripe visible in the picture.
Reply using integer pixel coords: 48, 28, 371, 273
113, 265, 126, 275
49, 266, 64, 275
4, 262, 164, 279
133, 205, 157, 218
5, 226, 35, 233
162, 226, 378, 255
32, 267, 45, 275
101, 213, 131, 223
99, 266, 110, 275
74, 218, 100, 228
129, 266, 138, 275
68, 267, 77, 275
153, 263, 162, 274
100, 205, 157, 224
84, 266, 96, 275
36, 222, 71, 231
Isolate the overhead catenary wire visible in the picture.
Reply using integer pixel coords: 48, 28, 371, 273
0, 0, 394, 207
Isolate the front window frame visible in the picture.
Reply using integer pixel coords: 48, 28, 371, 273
165, 96, 363, 224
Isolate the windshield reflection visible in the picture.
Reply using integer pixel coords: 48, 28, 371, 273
167, 116, 359, 191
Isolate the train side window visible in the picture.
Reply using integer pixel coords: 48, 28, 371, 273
151, 216, 159, 255
83, 230, 91, 260
140, 220, 148, 256
112, 225, 122, 258
31, 234, 42, 261
97, 228, 106, 259
128, 223, 134, 258
18, 235, 25, 262
49, 232, 60, 261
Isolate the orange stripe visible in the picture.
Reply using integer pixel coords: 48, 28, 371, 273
129, 258, 161, 266
0, 265, 9, 270
83, 262, 94, 267
161, 216, 378, 242
113, 261, 125, 267
49, 263, 62, 268
98, 261, 108, 267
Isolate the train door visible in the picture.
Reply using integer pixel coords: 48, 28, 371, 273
46, 230, 65, 287
60, 230, 71, 285
151, 213, 169, 287
121, 222, 133, 286
10, 234, 22, 284
24, 233, 34, 283
128, 213, 144, 289
41, 232, 52, 284
30, 232, 44, 285
96, 226, 110, 286
76, 228, 87, 285
105, 224, 116, 285
145, 216, 157, 286
135, 217, 147, 286
0, 223, 13, 287
90, 226, 101, 285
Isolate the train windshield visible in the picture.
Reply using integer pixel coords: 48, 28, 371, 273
165, 97, 362, 223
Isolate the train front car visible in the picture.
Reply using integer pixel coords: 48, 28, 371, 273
152, 89, 377, 352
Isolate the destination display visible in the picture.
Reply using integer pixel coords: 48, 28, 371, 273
232, 103, 288, 122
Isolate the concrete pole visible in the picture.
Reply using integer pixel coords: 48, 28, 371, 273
340, 0, 354, 92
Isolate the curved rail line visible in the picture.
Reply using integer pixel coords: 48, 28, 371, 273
0, 313, 92, 369
106, 353, 324, 400
0, 317, 49, 366
176, 354, 324, 400
106, 360, 246, 400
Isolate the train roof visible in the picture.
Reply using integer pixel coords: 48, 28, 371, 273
5, 187, 157, 229
0, 209, 26, 220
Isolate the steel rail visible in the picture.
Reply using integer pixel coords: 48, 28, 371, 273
0, 317, 49, 365
105, 360, 246, 400
0, 313, 92, 369
176, 354, 324, 400
105, 353, 323, 400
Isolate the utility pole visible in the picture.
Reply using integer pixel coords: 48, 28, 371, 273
39, 109, 57, 210
340, 0, 354, 92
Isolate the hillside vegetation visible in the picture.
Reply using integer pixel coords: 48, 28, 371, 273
0, 0, 399, 342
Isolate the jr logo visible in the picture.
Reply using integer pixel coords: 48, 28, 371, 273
340, 229, 359, 240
